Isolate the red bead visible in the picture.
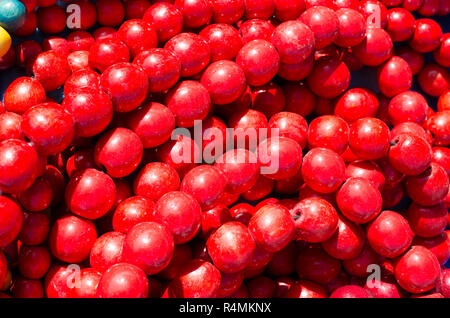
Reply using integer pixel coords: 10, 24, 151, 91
44, 264, 74, 298
100, 62, 148, 113
251, 82, 285, 118
96, 0, 125, 27
143, 3, 183, 42
308, 115, 349, 154
164, 33, 211, 78
181, 165, 226, 210
93, 27, 117, 41
377, 56, 412, 98
359, 0, 388, 28
63, 87, 113, 137
153, 191, 201, 244
125, 0, 151, 19
292, 197, 338, 243
122, 222, 174, 275
427, 111, 450, 146
238, 19, 274, 44
270, 20, 314, 64
215, 149, 260, 194
409, 19, 443, 53
3, 77, 46, 114
17, 177, 53, 212
386, 8, 415, 42
0, 196, 23, 247
407, 203, 448, 238
236, 39, 280, 86
299, 6, 339, 50
321, 215, 365, 260
413, 233, 450, 265
334, 8, 366, 48
67, 50, 90, 72
301, 147, 345, 194
206, 222, 256, 273
21, 102, 75, 156
353, 28, 393, 66
32, 51, 71, 91
48, 214, 97, 263
64, 69, 100, 95
126, 101, 175, 149
97, 263, 148, 298
36, 5, 66, 34
199, 23, 243, 62
402, 0, 423, 10
174, 0, 213, 28
418, 63, 450, 97
330, 285, 371, 298
283, 82, 316, 117
18, 212, 50, 246
68, 268, 102, 298
165, 259, 221, 297
133, 48, 181, 93
432, 147, 450, 175
388, 91, 428, 125
241, 176, 274, 202
201, 60, 246, 105
200, 204, 232, 239
210, 0, 245, 24
0, 46, 16, 71
389, 133, 432, 176
90, 232, 126, 273
405, 162, 449, 207
307, 57, 350, 99
165, 80, 211, 127
68, 0, 97, 30
349, 117, 390, 161
394, 246, 441, 294
249, 204, 295, 252
113, 196, 155, 233
89, 38, 130, 73
433, 33, 450, 68
94, 128, 143, 178
296, 246, 341, 284
257, 136, 303, 180
269, 112, 308, 149
65, 168, 116, 220
274, 0, 305, 21
117, 19, 158, 58
12, 278, 44, 298
18, 246, 51, 280
367, 210, 413, 258
337, 177, 382, 224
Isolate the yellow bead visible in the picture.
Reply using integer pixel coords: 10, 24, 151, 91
0, 26, 11, 58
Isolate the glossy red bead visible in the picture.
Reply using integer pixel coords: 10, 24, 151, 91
32, 51, 71, 91
236, 39, 280, 86
48, 214, 97, 263
394, 246, 441, 294
122, 222, 174, 275
97, 263, 148, 298
199, 23, 243, 62
301, 147, 346, 194
133, 48, 181, 93
367, 210, 414, 258
206, 222, 256, 273
299, 6, 339, 50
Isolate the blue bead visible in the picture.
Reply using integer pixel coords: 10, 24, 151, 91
0, 0, 26, 32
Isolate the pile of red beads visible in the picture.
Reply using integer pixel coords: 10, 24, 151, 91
0, 0, 449, 299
